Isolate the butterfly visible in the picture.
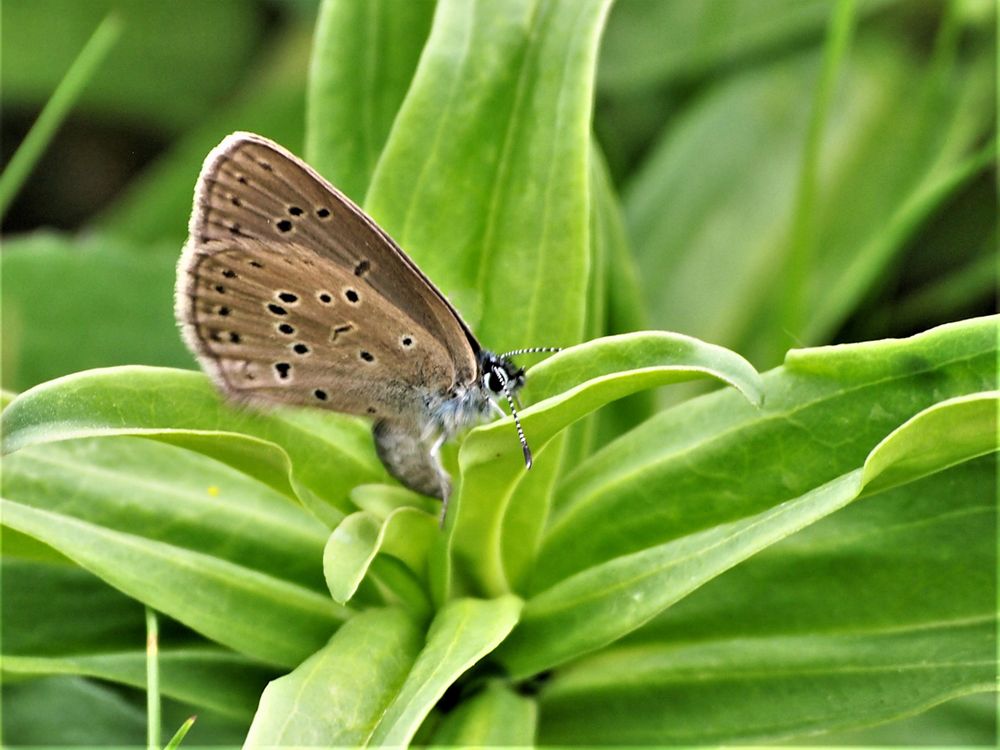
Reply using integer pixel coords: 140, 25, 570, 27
175, 132, 557, 520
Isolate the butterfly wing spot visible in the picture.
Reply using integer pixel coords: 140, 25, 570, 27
222, 269, 237, 279
278, 323, 295, 335
345, 289, 360, 303
230, 195, 242, 207
235, 174, 248, 185
257, 160, 273, 172
314, 389, 328, 401
318, 292, 333, 304
354, 259, 371, 277
274, 362, 291, 380
229, 332, 241, 343
217, 306, 231, 317
214, 284, 225, 293
316, 207, 331, 218
277, 291, 299, 303
288, 206, 303, 216
367, 407, 376, 414
208, 329, 222, 342
293, 343, 309, 355
401, 335, 414, 348
267, 303, 288, 316
228, 223, 244, 236
330, 324, 353, 342
249, 260, 263, 268
360, 350, 375, 363
276, 219, 292, 233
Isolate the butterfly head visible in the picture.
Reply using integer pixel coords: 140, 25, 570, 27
481, 351, 525, 396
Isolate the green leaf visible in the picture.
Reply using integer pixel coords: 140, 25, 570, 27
536, 455, 997, 744
538, 316, 998, 590
1, 366, 382, 524
0, 233, 192, 392
306, 0, 435, 200
494, 319, 998, 678
2, 676, 146, 745
2, 436, 329, 594
428, 681, 537, 746
2, 559, 145, 656
244, 608, 423, 746
541, 617, 993, 745
451, 331, 764, 596
323, 506, 436, 606
598, 0, 897, 92
862, 390, 999, 493
370, 596, 523, 746
0, 494, 346, 667
625, 37, 994, 367
3, 647, 272, 721
365, 0, 612, 352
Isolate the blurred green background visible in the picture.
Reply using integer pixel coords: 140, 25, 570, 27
1, 0, 995, 395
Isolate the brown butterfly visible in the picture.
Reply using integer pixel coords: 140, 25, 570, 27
175, 132, 557, 520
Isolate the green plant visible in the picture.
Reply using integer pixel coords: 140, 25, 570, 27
2, 0, 996, 745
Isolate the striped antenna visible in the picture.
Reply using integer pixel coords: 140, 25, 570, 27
498, 346, 562, 359
495, 366, 532, 469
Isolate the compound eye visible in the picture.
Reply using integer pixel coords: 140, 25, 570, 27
487, 370, 504, 392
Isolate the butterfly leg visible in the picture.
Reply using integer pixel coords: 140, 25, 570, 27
373, 419, 451, 507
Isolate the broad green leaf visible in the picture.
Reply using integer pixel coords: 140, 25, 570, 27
498, 391, 997, 678
803, 693, 999, 747
323, 507, 436, 606
538, 316, 998, 590
590, 144, 655, 442
365, 0, 611, 351
1, 366, 382, 524
495, 318, 998, 678
306, 0, 435, 200
861, 390, 999, 493
0, 498, 346, 667
370, 596, 523, 746
3, 647, 272, 721
2, 438, 329, 591
350, 482, 439, 519
451, 331, 764, 596
0, 233, 192, 392
2, 559, 145, 656
540, 617, 994, 745
428, 681, 537, 746
626, 37, 994, 367
537, 455, 997, 744
244, 608, 422, 746
2, 675, 252, 746
2, 676, 147, 745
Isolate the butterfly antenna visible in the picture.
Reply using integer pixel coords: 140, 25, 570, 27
498, 346, 562, 359
497, 371, 532, 469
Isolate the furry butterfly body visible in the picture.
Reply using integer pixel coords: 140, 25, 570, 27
176, 132, 551, 511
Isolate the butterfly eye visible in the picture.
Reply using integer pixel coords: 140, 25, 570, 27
487, 369, 504, 393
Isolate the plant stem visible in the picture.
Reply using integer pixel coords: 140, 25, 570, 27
781, 0, 858, 352
146, 606, 160, 750
0, 12, 122, 220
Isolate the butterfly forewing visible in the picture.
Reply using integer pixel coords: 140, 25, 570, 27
179, 237, 459, 421
185, 132, 479, 383
177, 133, 479, 422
